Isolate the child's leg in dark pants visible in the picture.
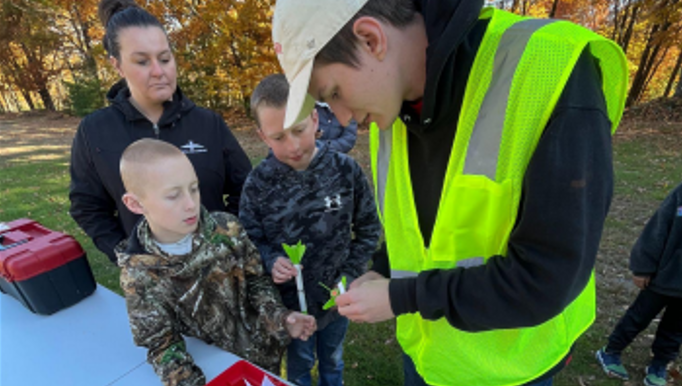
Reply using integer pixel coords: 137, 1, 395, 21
287, 334, 317, 386
316, 316, 349, 386
606, 289, 667, 354
650, 295, 682, 367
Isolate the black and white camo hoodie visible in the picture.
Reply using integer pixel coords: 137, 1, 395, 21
240, 144, 381, 329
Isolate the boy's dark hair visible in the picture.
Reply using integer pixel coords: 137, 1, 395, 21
315, 0, 418, 68
250, 74, 289, 127
98, 0, 165, 60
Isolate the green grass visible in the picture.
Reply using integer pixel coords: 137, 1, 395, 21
0, 154, 121, 291
552, 124, 682, 386
1, 119, 681, 386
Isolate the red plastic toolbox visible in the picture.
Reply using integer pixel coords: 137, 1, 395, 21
0, 218, 96, 315
207, 360, 288, 386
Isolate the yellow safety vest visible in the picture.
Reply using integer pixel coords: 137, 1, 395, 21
370, 8, 627, 386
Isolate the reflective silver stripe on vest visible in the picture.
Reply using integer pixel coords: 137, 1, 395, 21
464, 19, 555, 179
376, 129, 393, 217
390, 270, 418, 279
456, 257, 484, 268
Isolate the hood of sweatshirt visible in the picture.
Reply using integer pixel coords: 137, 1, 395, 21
406, 0, 485, 131
106, 79, 196, 128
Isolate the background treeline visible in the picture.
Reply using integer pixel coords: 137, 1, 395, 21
1, 0, 681, 117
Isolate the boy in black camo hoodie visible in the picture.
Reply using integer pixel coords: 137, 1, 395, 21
239, 74, 381, 386
116, 138, 316, 386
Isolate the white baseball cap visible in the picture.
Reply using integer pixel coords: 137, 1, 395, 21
272, 0, 369, 129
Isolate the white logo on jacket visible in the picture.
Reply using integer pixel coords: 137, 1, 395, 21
181, 141, 207, 154
324, 194, 342, 212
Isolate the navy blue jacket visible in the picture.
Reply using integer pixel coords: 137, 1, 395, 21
315, 103, 357, 154
630, 183, 682, 298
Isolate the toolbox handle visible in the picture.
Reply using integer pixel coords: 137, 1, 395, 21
0, 235, 28, 251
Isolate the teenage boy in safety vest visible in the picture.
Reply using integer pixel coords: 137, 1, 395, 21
271, 0, 628, 385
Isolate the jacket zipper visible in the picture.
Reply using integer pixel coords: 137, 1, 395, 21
153, 123, 159, 138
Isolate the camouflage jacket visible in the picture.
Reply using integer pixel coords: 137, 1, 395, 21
117, 209, 291, 386
239, 144, 381, 329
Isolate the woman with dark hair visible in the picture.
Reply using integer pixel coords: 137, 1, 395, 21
69, 0, 252, 264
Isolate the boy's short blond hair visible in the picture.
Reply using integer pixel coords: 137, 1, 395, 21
120, 138, 185, 196
250, 74, 289, 127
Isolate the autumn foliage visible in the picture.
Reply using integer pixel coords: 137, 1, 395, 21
0, 0, 681, 116
145, 0, 279, 115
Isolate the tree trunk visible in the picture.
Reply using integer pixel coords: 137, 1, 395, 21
70, 4, 104, 105
621, 3, 640, 55
611, 0, 620, 41
74, 5, 98, 77
549, 0, 560, 18
627, 24, 663, 107
19, 90, 35, 110
8, 90, 21, 112
664, 49, 682, 98
673, 64, 682, 98
18, 43, 56, 111
642, 45, 669, 99
37, 87, 55, 111
242, 94, 251, 119
613, 1, 639, 54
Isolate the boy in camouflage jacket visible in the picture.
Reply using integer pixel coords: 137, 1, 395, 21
239, 74, 381, 386
116, 138, 316, 386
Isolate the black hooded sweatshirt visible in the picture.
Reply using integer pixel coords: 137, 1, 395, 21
69, 81, 252, 263
373, 0, 614, 380
630, 182, 682, 298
